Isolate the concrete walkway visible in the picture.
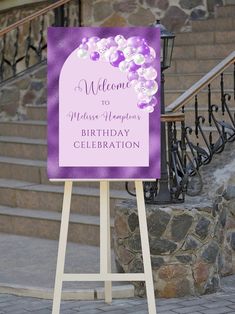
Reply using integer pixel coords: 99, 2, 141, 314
0, 234, 234, 313
0, 234, 133, 299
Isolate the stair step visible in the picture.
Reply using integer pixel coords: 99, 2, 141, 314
173, 43, 235, 60
174, 30, 235, 47
165, 89, 234, 106
26, 105, 46, 121
0, 205, 109, 245
0, 156, 46, 183
192, 17, 235, 32
0, 179, 132, 216
216, 5, 235, 18
0, 136, 46, 160
167, 58, 229, 74
165, 72, 234, 91
0, 156, 128, 190
0, 120, 46, 139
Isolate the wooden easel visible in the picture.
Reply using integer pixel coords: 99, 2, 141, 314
52, 180, 157, 314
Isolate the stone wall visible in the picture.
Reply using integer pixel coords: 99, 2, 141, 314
114, 179, 235, 298
0, 63, 46, 121
82, 0, 225, 32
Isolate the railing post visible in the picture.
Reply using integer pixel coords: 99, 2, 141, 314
54, 5, 65, 27
154, 71, 172, 203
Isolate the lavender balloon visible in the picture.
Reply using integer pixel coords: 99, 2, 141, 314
127, 71, 139, 81
107, 37, 118, 48
109, 50, 125, 67
79, 43, 88, 50
145, 54, 155, 65
127, 36, 144, 48
149, 96, 157, 107
82, 37, 88, 44
145, 80, 155, 89
89, 36, 100, 43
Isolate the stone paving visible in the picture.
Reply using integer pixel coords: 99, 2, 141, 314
0, 275, 234, 313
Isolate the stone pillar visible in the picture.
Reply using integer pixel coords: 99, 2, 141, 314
114, 199, 226, 298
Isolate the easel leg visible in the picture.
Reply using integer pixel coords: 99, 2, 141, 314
135, 181, 157, 314
52, 181, 73, 314
100, 181, 112, 303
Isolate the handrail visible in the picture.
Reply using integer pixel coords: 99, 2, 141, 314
161, 113, 184, 122
166, 50, 235, 113
0, 0, 72, 37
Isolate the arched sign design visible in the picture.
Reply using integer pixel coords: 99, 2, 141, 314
47, 27, 161, 180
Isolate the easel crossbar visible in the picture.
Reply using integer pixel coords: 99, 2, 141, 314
63, 273, 146, 282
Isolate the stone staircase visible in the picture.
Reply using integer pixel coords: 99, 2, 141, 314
165, 4, 235, 146
0, 104, 132, 245
0, 4, 234, 245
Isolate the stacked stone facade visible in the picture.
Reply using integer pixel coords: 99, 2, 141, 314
114, 170, 235, 298
0, 64, 46, 120
82, 0, 224, 31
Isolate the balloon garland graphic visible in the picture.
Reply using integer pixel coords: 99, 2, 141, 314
76, 35, 158, 113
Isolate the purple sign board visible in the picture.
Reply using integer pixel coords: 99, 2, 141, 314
47, 27, 161, 180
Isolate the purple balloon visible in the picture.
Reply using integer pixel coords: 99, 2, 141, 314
145, 80, 155, 89
110, 50, 125, 67
137, 102, 148, 109
149, 96, 157, 107
90, 51, 100, 61
137, 44, 150, 56
127, 71, 139, 81
129, 60, 141, 72
79, 43, 88, 50
127, 36, 144, 48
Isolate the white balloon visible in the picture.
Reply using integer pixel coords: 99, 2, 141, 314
133, 53, 145, 65
130, 80, 139, 87
145, 105, 154, 113
119, 60, 130, 72
137, 67, 147, 77
115, 35, 125, 43
146, 81, 158, 96
87, 41, 97, 52
77, 48, 88, 59
123, 47, 136, 61
144, 67, 158, 80
137, 93, 151, 102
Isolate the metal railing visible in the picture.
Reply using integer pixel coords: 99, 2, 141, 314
140, 51, 235, 203
0, 0, 82, 84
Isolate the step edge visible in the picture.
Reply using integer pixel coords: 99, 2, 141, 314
0, 205, 106, 226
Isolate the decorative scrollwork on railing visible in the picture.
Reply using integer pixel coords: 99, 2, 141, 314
0, 0, 81, 84
126, 54, 235, 204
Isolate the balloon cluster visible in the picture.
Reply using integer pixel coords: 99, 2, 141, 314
76, 35, 158, 113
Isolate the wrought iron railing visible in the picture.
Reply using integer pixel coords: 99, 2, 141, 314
126, 51, 235, 203
0, 0, 81, 84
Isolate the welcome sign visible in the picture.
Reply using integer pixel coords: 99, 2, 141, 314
47, 27, 161, 180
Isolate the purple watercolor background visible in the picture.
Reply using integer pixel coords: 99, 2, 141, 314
47, 27, 161, 180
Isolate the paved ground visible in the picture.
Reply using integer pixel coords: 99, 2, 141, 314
0, 234, 234, 313
0, 275, 234, 313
